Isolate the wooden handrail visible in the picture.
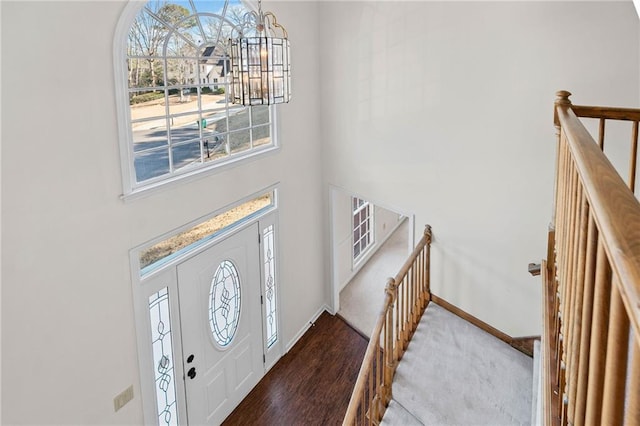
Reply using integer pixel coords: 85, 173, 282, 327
556, 101, 640, 336
343, 225, 432, 425
571, 104, 640, 122
544, 91, 640, 426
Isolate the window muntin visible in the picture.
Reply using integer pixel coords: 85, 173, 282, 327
352, 197, 373, 261
123, 0, 276, 193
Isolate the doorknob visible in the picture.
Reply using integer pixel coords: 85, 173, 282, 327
187, 367, 196, 379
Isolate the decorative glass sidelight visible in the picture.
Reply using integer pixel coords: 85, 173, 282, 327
209, 260, 242, 347
148, 288, 178, 426
263, 225, 278, 347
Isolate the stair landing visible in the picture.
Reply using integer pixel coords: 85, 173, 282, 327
382, 303, 534, 425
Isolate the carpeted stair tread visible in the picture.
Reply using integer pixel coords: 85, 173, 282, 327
387, 303, 533, 425
380, 399, 424, 425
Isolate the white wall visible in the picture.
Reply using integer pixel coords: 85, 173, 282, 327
1, 1, 322, 424
319, 1, 640, 337
374, 205, 403, 250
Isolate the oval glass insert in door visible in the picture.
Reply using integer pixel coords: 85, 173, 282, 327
209, 260, 242, 347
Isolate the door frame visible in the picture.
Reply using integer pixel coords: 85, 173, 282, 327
328, 185, 415, 314
130, 192, 282, 426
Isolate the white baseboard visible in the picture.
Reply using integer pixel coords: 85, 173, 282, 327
285, 304, 331, 353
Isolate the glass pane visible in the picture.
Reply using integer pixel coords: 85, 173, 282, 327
164, 36, 198, 62
128, 60, 164, 90
252, 125, 271, 148
251, 106, 270, 126
201, 89, 226, 113
171, 140, 202, 171
165, 58, 198, 86
229, 129, 250, 154
140, 192, 273, 272
168, 86, 200, 116
198, 15, 225, 42
263, 225, 278, 348
133, 121, 169, 152
203, 131, 228, 162
148, 288, 179, 426
169, 113, 200, 145
130, 90, 167, 122
209, 260, 241, 347
200, 108, 227, 133
135, 148, 170, 182
228, 106, 250, 132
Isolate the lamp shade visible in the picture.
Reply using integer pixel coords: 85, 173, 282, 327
230, 35, 290, 105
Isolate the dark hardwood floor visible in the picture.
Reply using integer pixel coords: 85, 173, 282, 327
222, 311, 368, 426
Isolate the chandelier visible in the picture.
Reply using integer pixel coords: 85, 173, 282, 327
229, 0, 291, 106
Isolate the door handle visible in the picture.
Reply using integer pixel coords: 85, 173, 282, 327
187, 367, 196, 379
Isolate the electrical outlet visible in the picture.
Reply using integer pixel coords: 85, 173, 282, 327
114, 385, 134, 412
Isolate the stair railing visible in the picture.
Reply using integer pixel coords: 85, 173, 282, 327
343, 225, 432, 425
544, 91, 640, 426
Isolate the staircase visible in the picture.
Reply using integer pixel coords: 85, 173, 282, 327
342, 226, 540, 425
344, 91, 640, 426
382, 303, 534, 425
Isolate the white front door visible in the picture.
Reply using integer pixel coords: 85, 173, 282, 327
177, 223, 263, 425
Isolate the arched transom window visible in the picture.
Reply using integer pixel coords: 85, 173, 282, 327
116, 0, 276, 196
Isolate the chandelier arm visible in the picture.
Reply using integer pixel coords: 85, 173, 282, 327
263, 12, 288, 38
230, 10, 259, 38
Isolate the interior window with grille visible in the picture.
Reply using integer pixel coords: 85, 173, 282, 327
352, 197, 373, 261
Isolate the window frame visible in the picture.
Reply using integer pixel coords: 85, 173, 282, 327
114, 0, 280, 201
352, 197, 374, 264
130, 185, 281, 425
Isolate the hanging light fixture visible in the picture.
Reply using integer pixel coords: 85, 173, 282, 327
229, 0, 291, 106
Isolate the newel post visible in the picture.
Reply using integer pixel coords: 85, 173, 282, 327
424, 225, 432, 300
554, 90, 572, 128
382, 277, 397, 406
549, 91, 572, 278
